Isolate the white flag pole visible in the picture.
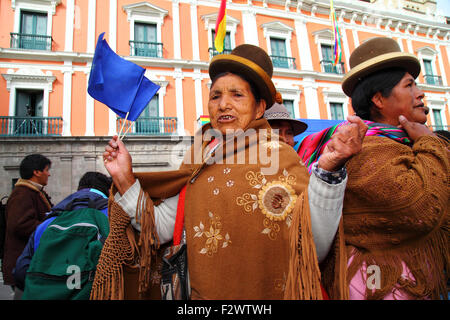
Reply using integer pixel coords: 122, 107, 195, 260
117, 112, 129, 140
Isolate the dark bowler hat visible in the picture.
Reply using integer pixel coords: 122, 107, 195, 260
342, 37, 421, 97
264, 103, 307, 136
209, 44, 278, 109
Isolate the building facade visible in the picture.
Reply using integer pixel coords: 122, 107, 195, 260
0, 0, 449, 202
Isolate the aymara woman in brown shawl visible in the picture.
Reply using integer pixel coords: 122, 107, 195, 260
301, 37, 449, 300
93, 44, 367, 300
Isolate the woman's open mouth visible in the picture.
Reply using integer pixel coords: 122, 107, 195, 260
218, 115, 236, 123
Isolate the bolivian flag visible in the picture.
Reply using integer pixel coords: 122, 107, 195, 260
214, 0, 227, 53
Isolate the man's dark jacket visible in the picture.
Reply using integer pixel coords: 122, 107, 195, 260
2, 180, 52, 285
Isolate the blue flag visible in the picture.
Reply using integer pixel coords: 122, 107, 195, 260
87, 32, 160, 121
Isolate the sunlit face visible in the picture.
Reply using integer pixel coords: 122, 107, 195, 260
208, 73, 266, 135
373, 73, 427, 125
34, 165, 51, 186
269, 120, 295, 147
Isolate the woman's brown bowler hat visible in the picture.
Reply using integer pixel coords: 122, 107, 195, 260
342, 37, 421, 97
209, 44, 277, 109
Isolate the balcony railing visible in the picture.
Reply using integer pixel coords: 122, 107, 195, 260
10, 33, 52, 51
0, 116, 63, 136
424, 75, 443, 86
117, 117, 177, 135
129, 40, 163, 58
208, 48, 233, 59
321, 60, 345, 74
271, 55, 296, 69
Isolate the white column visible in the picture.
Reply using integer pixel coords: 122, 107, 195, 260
242, 7, 258, 45
406, 38, 414, 54
62, 64, 73, 136
294, 19, 313, 71
64, 0, 75, 52
172, 0, 181, 59
436, 45, 448, 86
190, 0, 200, 61
87, 0, 97, 53
108, 0, 117, 135
174, 69, 185, 135
352, 29, 359, 48
193, 69, 203, 124
340, 26, 351, 71
303, 78, 320, 119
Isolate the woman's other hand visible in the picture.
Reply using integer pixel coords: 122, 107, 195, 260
103, 135, 136, 195
318, 115, 368, 172
398, 115, 436, 142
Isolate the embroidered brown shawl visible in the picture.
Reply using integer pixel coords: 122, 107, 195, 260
322, 135, 449, 300
91, 119, 323, 300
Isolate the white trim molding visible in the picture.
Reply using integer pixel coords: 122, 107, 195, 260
123, 1, 169, 51
261, 21, 294, 64
2, 68, 55, 118
322, 87, 349, 120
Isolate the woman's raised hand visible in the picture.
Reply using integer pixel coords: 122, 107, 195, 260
318, 115, 368, 172
103, 135, 136, 195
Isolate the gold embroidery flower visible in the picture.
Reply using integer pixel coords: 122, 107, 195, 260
194, 212, 231, 256
258, 181, 297, 221
204, 226, 223, 255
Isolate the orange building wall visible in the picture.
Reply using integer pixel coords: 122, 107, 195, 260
49, 72, 64, 117
164, 79, 177, 118
0, 3, 14, 49
180, 3, 193, 61
182, 77, 196, 135
73, 1, 88, 53
71, 72, 86, 136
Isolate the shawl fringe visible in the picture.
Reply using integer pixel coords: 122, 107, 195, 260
90, 187, 160, 300
284, 192, 323, 300
346, 224, 449, 300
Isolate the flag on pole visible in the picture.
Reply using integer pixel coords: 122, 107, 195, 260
87, 32, 160, 122
214, 0, 227, 53
330, 0, 343, 66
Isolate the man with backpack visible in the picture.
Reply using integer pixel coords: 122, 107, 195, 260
13, 171, 112, 300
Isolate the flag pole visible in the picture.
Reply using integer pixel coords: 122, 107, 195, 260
121, 120, 134, 139
118, 111, 129, 140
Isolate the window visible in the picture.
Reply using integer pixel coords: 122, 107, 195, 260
417, 47, 442, 86
320, 44, 344, 74
10, 0, 59, 51
14, 11, 48, 50
262, 21, 295, 69
283, 99, 295, 118
313, 29, 345, 75
330, 102, 345, 120
14, 89, 44, 135
423, 59, 441, 85
211, 30, 232, 55
270, 38, 289, 68
136, 94, 159, 134
132, 23, 161, 57
432, 108, 444, 130
202, 13, 239, 59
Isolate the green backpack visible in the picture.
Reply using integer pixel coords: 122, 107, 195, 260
22, 208, 109, 300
